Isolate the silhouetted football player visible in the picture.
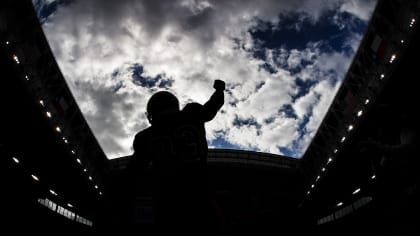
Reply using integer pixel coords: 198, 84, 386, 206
129, 80, 225, 233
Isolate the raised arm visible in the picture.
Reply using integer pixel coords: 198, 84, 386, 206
202, 80, 225, 122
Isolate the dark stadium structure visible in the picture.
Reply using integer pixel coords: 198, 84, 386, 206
1, 0, 419, 234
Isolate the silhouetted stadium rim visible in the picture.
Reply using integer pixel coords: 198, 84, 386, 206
110, 148, 299, 171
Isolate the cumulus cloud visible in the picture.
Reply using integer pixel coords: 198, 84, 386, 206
35, 0, 375, 158
340, 0, 377, 21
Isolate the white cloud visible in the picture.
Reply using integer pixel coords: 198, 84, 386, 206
293, 91, 319, 119
223, 115, 299, 155
287, 49, 302, 69
316, 51, 352, 76
258, 116, 300, 153
305, 79, 341, 133
36, 0, 375, 158
340, 0, 377, 21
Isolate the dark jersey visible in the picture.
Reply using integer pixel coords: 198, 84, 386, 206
132, 103, 209, 187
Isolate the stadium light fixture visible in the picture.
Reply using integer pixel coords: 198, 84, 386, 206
56, 126, 61, 133
327, 157, 333, 164
307, 191, 310, 195
348, 124, 354, 131
39, 100, 45, 107
88, 176, 93, 181
371, 175, 376, 180
341, 136, 346, 143
389, 54, 396, 63
83, 168, 87, 172
71, 150, 75, 155
336, 202, 343, 207
31, 174, 39, 181
94, 185, 98, 189
364, 99, 369, 105
6, 41, 10, 45
76, 158, 82, 164
13, 55, 20, 64
334, 149, 338, 153
25, 75, 29, 81
409, 18, 415, 27
49, 189, 58, 196
400, 39, 404, 44
67, 203, 73, 208
316, 176, 320, 181
352, 188, 361, 195
46, 111, 52, 118
321, 167, 326, 172
380, 74, 385, 79
99, 192, 103, 196
12, 157, 20, 164
357, 110, 363, 117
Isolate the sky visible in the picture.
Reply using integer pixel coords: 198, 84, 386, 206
32, 0, 377, 159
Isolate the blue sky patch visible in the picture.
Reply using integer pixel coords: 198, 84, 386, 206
131, 63, 173, 89
33, 0, 73, 23
250, 10, 366, 52
233, 116, 261, 129
209, 136, 249, 151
